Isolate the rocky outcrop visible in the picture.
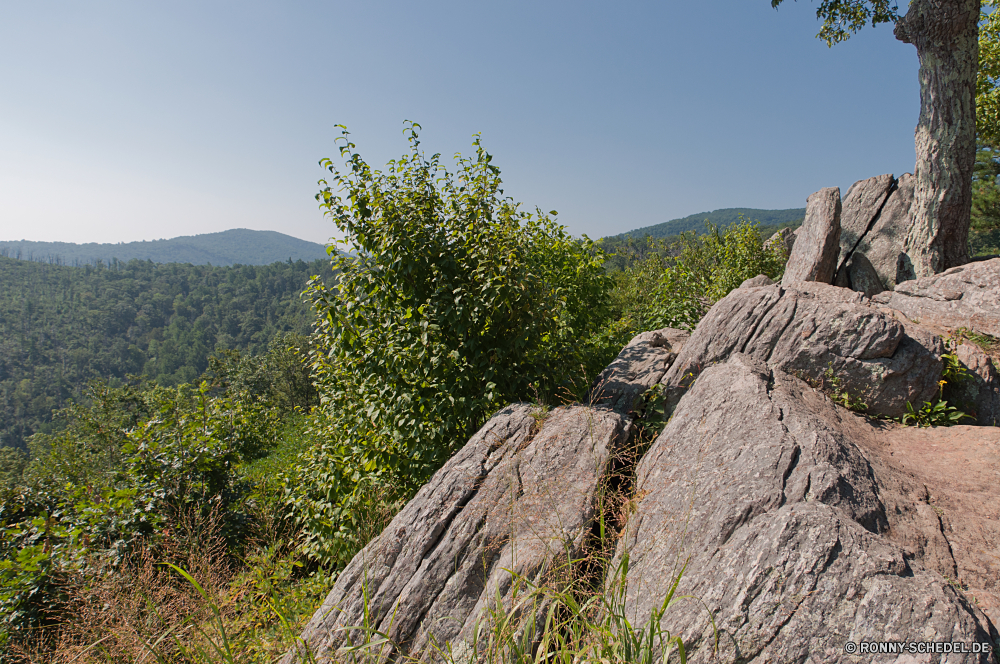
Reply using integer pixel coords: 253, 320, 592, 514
835, 173, 896, 280
873, 258, 1000, 338
765, 227, 797, 257
281, 403, 630, 663
782, 187, 842, 286
660, 280, 944, 418
826, 173, 916, 293
617, 355, 998, 663
588, 327, 689, 413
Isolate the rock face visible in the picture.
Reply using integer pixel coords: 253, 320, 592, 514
873, 258, 1000, 338
281, 403, 630, 663
587, 327, 689, 413
835, 173, 896, 279
853, 173, 918, 289
827, 173, 917, 293
950, 341, 1000, 427
782, 187, 842, 286
765, 227, 797, 257
617, 355, 998, 663
660, 281, 944, 418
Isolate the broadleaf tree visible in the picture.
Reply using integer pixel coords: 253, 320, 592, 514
291, 123, 612, 563
772, 0, 980, 276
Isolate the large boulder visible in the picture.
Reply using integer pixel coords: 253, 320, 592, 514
852, 173, 918, 289
835, 173, 896, 280
281, 403, 630, 663
829, 173, 918, 293
782, 187, 842, 286
616, 355, 998, 663
587, 327, 689, 413
873, 258, 1000, 338
660, 281, 944, 418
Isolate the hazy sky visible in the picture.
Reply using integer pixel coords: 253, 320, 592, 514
0, 1, 918, 245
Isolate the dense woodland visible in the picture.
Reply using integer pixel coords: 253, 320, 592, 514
0, 229, 330, 267
0, 257, 329, 450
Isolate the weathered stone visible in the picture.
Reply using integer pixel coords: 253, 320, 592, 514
855, 173, 918, 289
617, 355, 997, 663
587, 327, 688, 413
281, 403, 629, 663
660, 281, 944, 418
782, 187, 842, 286
949, 341, 1000, 426
873, 257, 1000, 338
845, 251, 885, 298
764, 227, 796, 257
870, 424, 1000, 628
737, 274, 773, 289
835, 173, 896, 278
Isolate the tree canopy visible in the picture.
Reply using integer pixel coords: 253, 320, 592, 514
770, 0, 900, 45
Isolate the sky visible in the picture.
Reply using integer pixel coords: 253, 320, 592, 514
0, 1, 919, 245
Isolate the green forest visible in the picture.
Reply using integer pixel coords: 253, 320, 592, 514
0, 257, 329, 450
0, 230, 330, 268
0, 125, 792, 662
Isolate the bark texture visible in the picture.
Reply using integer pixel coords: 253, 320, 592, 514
894, 0, 980, 275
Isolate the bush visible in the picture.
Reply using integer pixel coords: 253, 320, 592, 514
289, 123, 614, 565
609, 217, 786, 333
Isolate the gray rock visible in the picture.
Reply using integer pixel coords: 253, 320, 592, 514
660, 281, 943, 418
949, 342, 1000, 426
835, 173, 896, 280
845, 251, 885, 298
737, 274, 774, 289
281, 403, 630, 663
782, 187, 842, 286
617, 355, 996, 663
587, 327, 689, 413
855, 173, 918, 289
764, 227, 796, 257
873, 257, 1000, 338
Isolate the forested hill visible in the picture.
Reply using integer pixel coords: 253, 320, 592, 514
0, 229, 330, 266
612, 207, 806, 240
0, 256, 329, 449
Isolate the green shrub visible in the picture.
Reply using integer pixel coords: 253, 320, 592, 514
290, 123, 614, 565
609, 217, 786, 333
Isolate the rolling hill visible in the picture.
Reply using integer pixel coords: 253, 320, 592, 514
612, 207, 806, 240
0, 229, 331, 266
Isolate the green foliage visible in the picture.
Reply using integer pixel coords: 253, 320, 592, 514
0, 256, 326, 450
821, 363, 869, 412
290, 124, 613, 565
609, 218, 787, 333
971, 145, 1000, 256
980, 1, 1000, 147
0, 378, 284, 650
900, 397, 972, 427
0, 229, 329, 268
901, 350, 973, 427
770, 0, 900, 46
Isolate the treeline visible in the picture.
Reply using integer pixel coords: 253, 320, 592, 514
0, 256, 330, 450
0, 229, 331, 267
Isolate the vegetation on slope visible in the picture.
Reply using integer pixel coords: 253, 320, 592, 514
0, 257, 328, 450
0, 229, 330, 268
0, 126, 787, 663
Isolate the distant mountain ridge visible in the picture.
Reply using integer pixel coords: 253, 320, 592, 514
0, 229, 331, 266
612, 207, 806, 240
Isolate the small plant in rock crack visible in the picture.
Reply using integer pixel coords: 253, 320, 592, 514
820, 364, 868, 413
901, 343, 974, 427
900, 380, 973, 427
632, 383, 670, 438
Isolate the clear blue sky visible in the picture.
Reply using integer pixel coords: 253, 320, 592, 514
0, 0, 918, 245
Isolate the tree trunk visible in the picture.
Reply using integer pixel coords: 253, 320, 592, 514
895, 0, 980, 276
